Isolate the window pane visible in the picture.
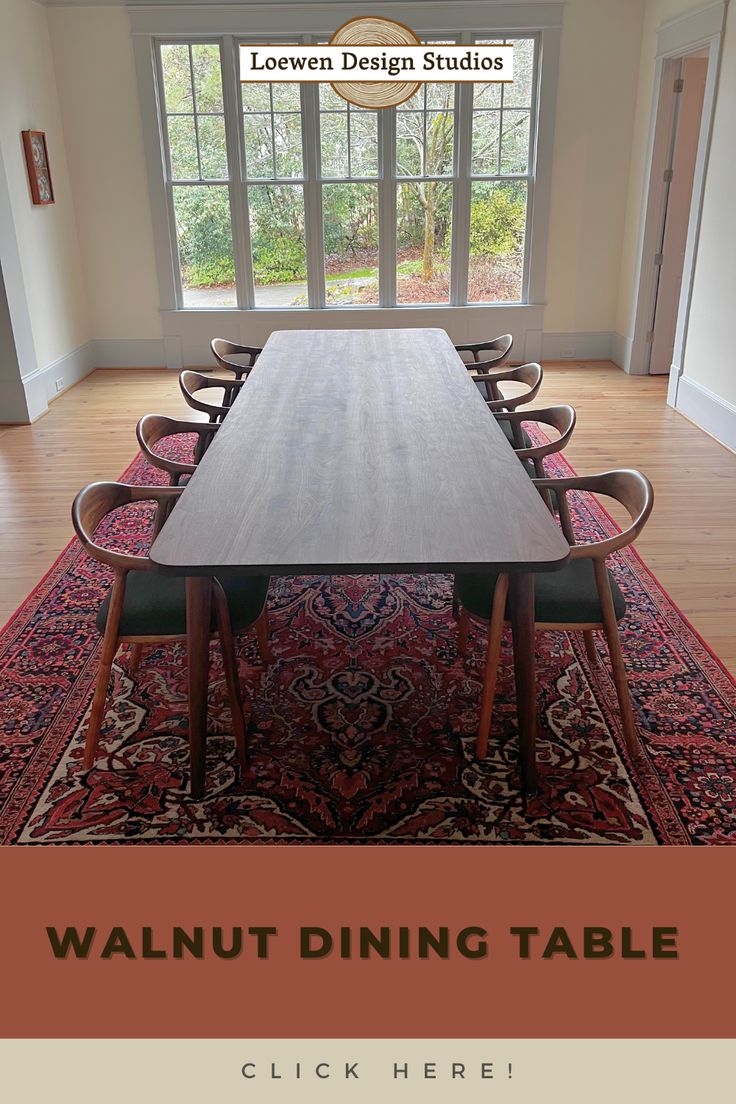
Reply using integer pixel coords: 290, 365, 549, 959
473, 79, 502, 109
426, 83, 453, 110
172, 185, 236, 308
349, 110, 378, 177
244, 113, 274, 178
191, 44, 223, 112
242, 83, 271, 112
167, 115, 199, 180
396, 181, 452, 304
272, 84, 301, 112
161, 44, 193, 113
273, 113, 303, 177
472, 111, 500, 175
323, 184, 378, 305
504, 38, 535, 108
397, 107, 454, 178
248, 184, 307, 306
320, 112, 349, 177
427, 111, 454, 175
396, 112, 423, 176
468, 181, 526, 303
198, 115, 228, 179
500, 110, 530, 173
400, 86, 424, 110
319, 85, 344, 110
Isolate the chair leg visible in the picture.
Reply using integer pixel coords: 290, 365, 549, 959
84, 571, 126, 769
594, 560, 639, 755
255, 608, 275, 665
457, 609, 470, 657
583, 630, 598, 665
128, 643, 143, 673
212, 584, 249, 775
451, 577, 460, 621
476, 574, 509, 759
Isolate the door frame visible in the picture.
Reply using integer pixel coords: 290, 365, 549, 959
626, 1, 726, 403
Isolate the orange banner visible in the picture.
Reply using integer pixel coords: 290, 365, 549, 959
0, 846, 732, 1039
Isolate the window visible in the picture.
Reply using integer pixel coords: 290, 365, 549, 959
159, 43, 236, 308
396, 46, 455, 304
156, 35, 538, 309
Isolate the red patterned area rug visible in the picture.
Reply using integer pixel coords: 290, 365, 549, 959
1, 442, 735, 845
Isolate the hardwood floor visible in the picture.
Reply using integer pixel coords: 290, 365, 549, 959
1, 361, 734, 673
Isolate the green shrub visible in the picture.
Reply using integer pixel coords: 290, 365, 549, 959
186, 256, 236, 288
469, 185, 526, 257
175, 187, 236, 287
252, 237, 307, 285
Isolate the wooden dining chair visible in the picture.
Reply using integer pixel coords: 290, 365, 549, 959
179, 370, 244, 423
136, 414, 219, 484
478, 362, 543, 413
211, 339, 262, 408
455, 333, 513, 366
71, 481, 273, 775
493, 405, 577, 480
452, 404, 577, 620
455, 469, 654, 761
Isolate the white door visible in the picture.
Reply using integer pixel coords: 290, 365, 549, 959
649, 55, 707, 374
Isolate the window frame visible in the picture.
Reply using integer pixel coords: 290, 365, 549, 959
134, 6, 561, 322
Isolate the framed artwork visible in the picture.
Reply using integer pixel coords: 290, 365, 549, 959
21, 130, 54, 205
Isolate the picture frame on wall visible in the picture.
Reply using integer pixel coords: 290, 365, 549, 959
21, 130, 54, 205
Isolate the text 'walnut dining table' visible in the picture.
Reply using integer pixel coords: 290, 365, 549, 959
150, 328, 570, 799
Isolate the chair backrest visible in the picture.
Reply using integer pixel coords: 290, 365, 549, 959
136, 414, 219, 480
72, 482, 183, 573
179, 370, 240, 419
211, 338, 262, 378
482, 362, 543, 411
494, 404, 576, 459
455, 333, 513, 366
532, 470, 654, 560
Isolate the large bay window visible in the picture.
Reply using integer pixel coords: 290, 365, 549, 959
153, 32, 539, 311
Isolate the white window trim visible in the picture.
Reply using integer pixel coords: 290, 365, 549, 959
130, 2, 562, 363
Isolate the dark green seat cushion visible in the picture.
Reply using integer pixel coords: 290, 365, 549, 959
498, 419, 533, 449
96, 573, 270, 637
456, 559, 626, 625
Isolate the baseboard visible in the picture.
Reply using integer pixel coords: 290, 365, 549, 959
87, 327, 623, 370
675, 375, 736, 452
19, 341, 96, 419
540, 331, 617, 362
92, 338, 167, 368
611, 332, 633, 372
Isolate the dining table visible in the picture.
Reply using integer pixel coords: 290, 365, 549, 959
149, 328, 570, 799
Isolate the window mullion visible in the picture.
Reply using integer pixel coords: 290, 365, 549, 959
301, 77, 325, 309
222, 36, 253, 309
188, 45, 204, 180
378, 106, 396, 307
451, 31, 473, 306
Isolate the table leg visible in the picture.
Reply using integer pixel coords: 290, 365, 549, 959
186, 576, 212, 799
508, 572, 538, 798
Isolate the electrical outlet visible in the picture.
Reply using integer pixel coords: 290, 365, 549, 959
560, 348, 576, 359
55, 377, 64, 393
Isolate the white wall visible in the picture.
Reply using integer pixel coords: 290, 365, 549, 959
0, 0, 90, 419
47, 5, 162, 348
678, 8, 736, 408
41, 0, 647, 369
543, 0, 644, 342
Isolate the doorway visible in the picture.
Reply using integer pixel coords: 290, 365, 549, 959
648, 51, 708, 375
627, 2, 725, 391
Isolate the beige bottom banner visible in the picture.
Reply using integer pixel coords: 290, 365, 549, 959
1, 1038, 734, 1102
